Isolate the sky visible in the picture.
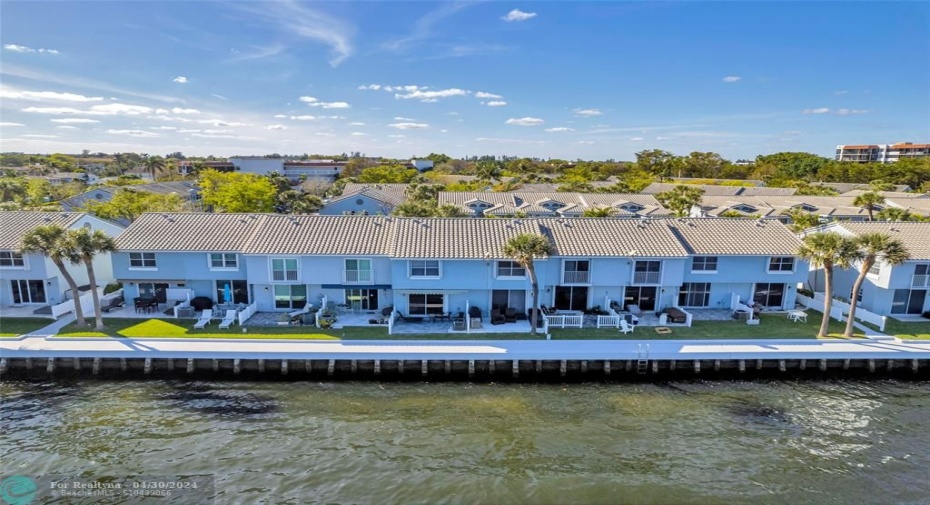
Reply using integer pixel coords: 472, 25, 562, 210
1, 1, 928, 161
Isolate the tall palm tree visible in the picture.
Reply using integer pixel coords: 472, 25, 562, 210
503, 233, 552, 335
796, 232, 861, 337
843, 233, 909, 337
142, 156, 166, 182
20, 224, 87, 327
853, 191, 885, 222
66, 228, 118, 330
876, 207, 912, 222
582, 206, 616, 218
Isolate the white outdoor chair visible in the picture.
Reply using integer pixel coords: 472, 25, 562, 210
288, 303, 311, 318
193, 309, 213, 329
218, 309, 237, 329
619, 319, 635, 334
627, 304, 643, 317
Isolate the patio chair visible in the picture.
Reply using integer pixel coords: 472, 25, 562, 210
194, 309, 213, 329
627, 304, 643, 317
468, 306, 482, 322
101, 296, 125, 313
288, 302, 312, 318
218, 309, 237, 329
619, 319, 635, 334
491, 309, 506, 325
504, 307, 518, 323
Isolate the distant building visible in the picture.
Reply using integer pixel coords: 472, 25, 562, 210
227, 157, 346, 180
835, 142, 930, 163
408, 159, 434, 172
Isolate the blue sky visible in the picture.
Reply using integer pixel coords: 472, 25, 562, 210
1, 1, 928, 161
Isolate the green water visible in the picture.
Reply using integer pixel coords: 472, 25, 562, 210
2, 379, 929, 504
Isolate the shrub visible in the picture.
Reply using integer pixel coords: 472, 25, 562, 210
103, 282, 122, 295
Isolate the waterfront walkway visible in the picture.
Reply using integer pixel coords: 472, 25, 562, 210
2, 335, 930, 361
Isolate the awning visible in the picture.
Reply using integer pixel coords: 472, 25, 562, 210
117, 279, 187, 284
396, 289, 468, 295
321, 284, 392, 290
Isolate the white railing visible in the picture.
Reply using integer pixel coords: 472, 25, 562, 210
669, 306, 694, 327
633, 272, 661, 284
596, 301, 622, 329
797, 293, 887, 331
562, 271, 590, 284
316, 295, 329, 327
729, 293, 757, 321
168, 288, 194, 318
237, 302, 258, 325
544, 313, 583, 328
912, 274, 929, 288
51, 286, 105, 318
345, 271, 372, 283
388, 310, 398, 335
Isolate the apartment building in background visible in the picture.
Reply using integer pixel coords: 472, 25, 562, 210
835, 142, 930, 163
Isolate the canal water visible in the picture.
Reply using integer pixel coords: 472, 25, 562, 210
2, 379, 929, 504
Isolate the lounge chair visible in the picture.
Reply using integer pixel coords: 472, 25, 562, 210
193, 309, 213, 329
288, 302, 312, 318
627, 304, 643, 317
218, 309, 237, 329
101, 296, 125, 313
619, 319, 635, 334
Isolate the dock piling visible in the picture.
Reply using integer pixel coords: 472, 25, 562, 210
281, 360, 288, 376
799, 359, 806, 371
47, 358, 55, 373
25, 358, 33, 370
306, 360, 312, 373
351, 360, 357, 374
693, 360, 701, 374
820, 359, 827, 371
868, 359, 876, 373
843, 359, 851, 370
714, 360, 721, 372
603, 361, 611, 375
398, 360, 405, 374
165, 359, 174, 372
92, 358, 101, 375
421, 360, 428, 377
257, 359, 265, 373
374, 360, 381, 375
887, 359, 894, 372
119, 358, 127, 371
186, 359, 194, 374
560, 360, 567, 377
327, 360, 335, 377
651, 361, 658, 374
779, 360, 786, 372
512, 360, 519, 378
468, 360, 475, 378
738, 360, 746, 373
212, 359, 219, 372
444, 360, 451, 374
535, 360, 542, 374
233, 359, 241, 374
489, 360, 496, 375
73, 358, 80, 371
143, 358, 151, 374
669, 360, 676, 371
912, 359, 919, 373
756, 359, 763, 370
581, 360, 588, 373
0, 358, 7, 374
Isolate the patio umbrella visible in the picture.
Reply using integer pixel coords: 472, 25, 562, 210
224, 283, 232, 304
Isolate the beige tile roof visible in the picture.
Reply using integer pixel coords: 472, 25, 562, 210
0, 211, 85, 250
540, 218, 689, 257
739, 187, 798, 196
342, 183, 409, 201
830, 222, 930, 260
391, 218, 544, 259
667, 218, 802, 255
114, 213, 267, 252
327, 186, 406, 207
840, 190, 928, 199
245, 215, 395, 255
642, 183, 744, 196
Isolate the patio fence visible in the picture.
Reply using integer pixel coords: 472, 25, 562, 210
168, 288, 194, 319
388, 309, 398, 335
51, 286, 105, 318
237, 302, 258, 325
544, 313, 583, 328
797, 293, 886, 332
596, 296, 621, 328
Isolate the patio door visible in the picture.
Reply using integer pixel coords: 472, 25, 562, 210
10, 280, 46, 304
555, 286, 587, 311
139, 283, 169, 302
346, 289, 378, 311
753, 283, 785, 308
624, 286, 657, 311
891, 289, 926, 314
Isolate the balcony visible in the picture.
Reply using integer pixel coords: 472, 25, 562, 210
345, 270, 373, 284
633, 272, 661, 284
912, 274, 930, 288
562, 271, 590, 284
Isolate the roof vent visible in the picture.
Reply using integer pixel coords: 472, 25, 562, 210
756, 218, 766, 227
43, 217, 52, 222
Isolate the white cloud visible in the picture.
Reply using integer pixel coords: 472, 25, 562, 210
170, 107, 200, 114
192, 133, 237, 139
502, 9, 537, 22
574, 140, 595, 145
350, 132, 367, 136
573, 108, 602, 117
21, 134, 58, 138
802, 108, 831, 114
394, 88, 468, 102
349, 122, 365, 126
629, 137, 644, 141
299, 96, 318, 103
203, 129, 233, 134
266, 124, 288, 130
544, 127, 574, 132
197, 119, 248, 126
150, 126, 178, 130
23, 103, 154, 116
389, 122, 429, 129
173, 76, 189, 83
835, 90, 848, 95
388, 134, 406, 138
107, 129, 159, 137
486, 101, 507, 107
506, 117, 544, 126
358, 84, 381, 90
56, 125, 78, 130
51, 118, 99, 124
316, 132, 336, 137
299, 96, 350, 108
656, 136, 670, 141
836, 109, 868, 115
0, 122, 25, 127
4, 44, 59, 54
475, 91, 503, 99
178, 129, 201, 133
394, 117, 415, 121
232, 2, 353, 66
383, 85, 423, 93
722, 76, 742, 83
290, 115, 318, 120
0, 87, 104, 102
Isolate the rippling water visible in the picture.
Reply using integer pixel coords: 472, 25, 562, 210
2, 379, 929, 504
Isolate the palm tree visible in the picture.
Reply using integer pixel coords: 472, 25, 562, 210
843, 233, 909, 337
655, 185, 704, 217
781, 208, 821, 233
876, 207, 912, 222
142, 155, 166, 182
853, 191, 885, 221
796, 232, 861, 337
582, 206, 616, 218
66, 228, 118, 330
20, 224, 87, 327
503, 233, 552, 335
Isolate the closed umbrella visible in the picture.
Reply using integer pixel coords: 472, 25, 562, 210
224, 283, 232, 304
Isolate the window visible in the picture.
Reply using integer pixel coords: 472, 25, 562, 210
274, 284, 306, 309
410, 260, 440, 278
409, 293, 444, 315
563, 260, 590, 284
271, 258, 299, 281
691, 256, 718, 272
129, 252, 156, 268
868, 262, 881, 276
851, 286, 862, 303
618, 203, 644, 213
634, 260, 661, 284
768, 257, 795, 272
497, 261, 526, 277
679, 282, 710, 307
10, 280, 46, 304
209, 253, 238, 269
492, 289, 526, 311
0, 251, 25, 267
732, 204, 757, 213
216, 280, 248, 304
345, 259, 372, 283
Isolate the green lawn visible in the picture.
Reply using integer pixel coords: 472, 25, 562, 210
0, 317, 54, 337
53, 311, 858, 341
870, 318, 930, 340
